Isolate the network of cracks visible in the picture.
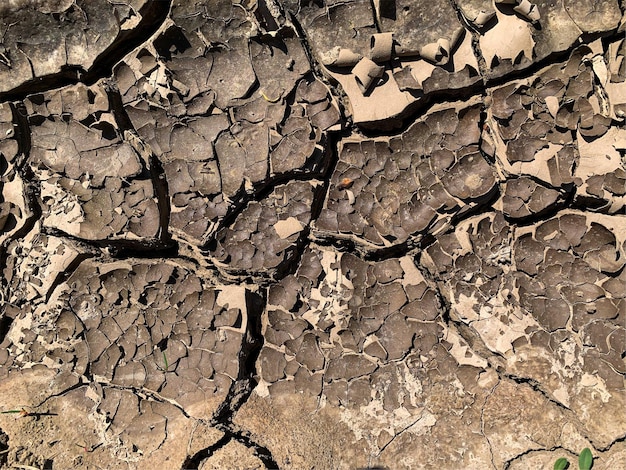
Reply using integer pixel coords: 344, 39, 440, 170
0, 1, 625, 469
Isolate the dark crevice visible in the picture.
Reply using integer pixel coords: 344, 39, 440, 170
309, 133, 341, 223
33, 381, 88, 409
107, 240, 180, 260
363, 240, 412, 262
146, 152, 173, 244
369, 0, 382, 33
309, 231, 359, 254
43, 252, 94, 303
477, 105, 494, 163
595, 431, 626, 452
7, 102, 39, 238
11, 102, 31, 159
181, 289, 278, 469
0, 428, 8, 468
106, 84, 135, 133
39, 225, 173, 255
501, 180, 577, 226
0, 102, 39, 304
213, 291, 263, 418
0, 315, 13, 344
0, 1, 172, 103
106, 84, 174, 249
181, 434, 232, 469
502, 372, 573, 413
502, 445, 572, 470
228, 429, 279, 469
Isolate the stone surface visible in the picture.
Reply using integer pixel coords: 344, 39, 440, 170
0, 1, 624, 469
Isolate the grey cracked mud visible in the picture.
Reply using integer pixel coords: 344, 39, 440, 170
0, 1, 625, 469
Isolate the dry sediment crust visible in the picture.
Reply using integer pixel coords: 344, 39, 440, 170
0, 1, 625, 469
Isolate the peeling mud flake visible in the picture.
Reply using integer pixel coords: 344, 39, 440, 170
26, 82, 164, 243
0, 0, 124, 94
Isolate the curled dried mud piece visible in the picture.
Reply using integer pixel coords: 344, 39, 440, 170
352, 57, 385, 94
474, 10, 496, 26
456, 0, 496, 27
321, 46, 363, 67
419, 28, 463, 66
370, 32, 394, 63
545, 95, 560, 117
420, 39, 450, 65
513, 0, 541, 23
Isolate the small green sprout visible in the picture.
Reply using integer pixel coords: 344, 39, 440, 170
554, 447, 593, 470
0, 408, 30, 418
578, 448, 593, 470
554, 457, 569, 470
156, 350, 169, 372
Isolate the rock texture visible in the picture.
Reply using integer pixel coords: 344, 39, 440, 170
0, 1, 624, 469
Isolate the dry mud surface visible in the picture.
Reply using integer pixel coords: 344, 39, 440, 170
0, 1, 625, 469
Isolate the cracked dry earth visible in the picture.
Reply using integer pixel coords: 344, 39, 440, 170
0, 1, 625, 469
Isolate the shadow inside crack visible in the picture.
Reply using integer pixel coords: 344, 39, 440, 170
181, 431, 278, 470
181, 434, 231, 470
0, 1, 173, 103
181, 289, 279, 469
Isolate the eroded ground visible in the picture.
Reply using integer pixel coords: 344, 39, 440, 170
0, 1, 625, 469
